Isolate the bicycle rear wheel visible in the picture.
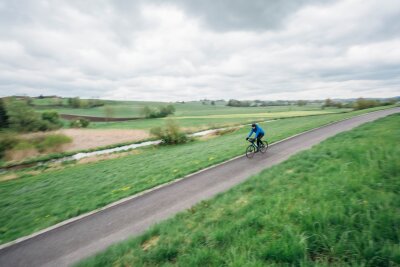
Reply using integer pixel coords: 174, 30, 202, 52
246, 145, 256, 158
260, 140, 268, 153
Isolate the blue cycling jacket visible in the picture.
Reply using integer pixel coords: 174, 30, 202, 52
247, 124, 265, 138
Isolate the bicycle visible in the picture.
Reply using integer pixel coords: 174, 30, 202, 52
246, 138, 268, 158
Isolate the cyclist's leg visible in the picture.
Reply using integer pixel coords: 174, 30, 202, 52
257, 133, 264, 147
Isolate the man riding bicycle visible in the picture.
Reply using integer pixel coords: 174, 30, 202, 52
246, 123, 265, 151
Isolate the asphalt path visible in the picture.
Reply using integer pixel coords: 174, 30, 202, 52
0, 107, 398, 267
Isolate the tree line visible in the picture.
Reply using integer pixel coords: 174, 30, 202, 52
0, 98, 91, 132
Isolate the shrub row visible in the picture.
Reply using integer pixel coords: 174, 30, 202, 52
141, 105, 175, 118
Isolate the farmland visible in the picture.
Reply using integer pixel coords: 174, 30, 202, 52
0, 99, 352, 162
0, 106, 395, 245
77, 114, 400, 266
32, 98, 351, 132
33, 98, 337, 118
87, 109, 343, 131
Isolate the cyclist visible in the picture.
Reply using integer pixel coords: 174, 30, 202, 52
246, 123, 265, 151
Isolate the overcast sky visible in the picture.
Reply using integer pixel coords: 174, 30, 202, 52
0, 0, 399, 101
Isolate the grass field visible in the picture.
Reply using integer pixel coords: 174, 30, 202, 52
77, 114, 400, 267
32, 99, 350, 131
0, 107, 395, 245
87, 109, 345, 131
33, 98, 343, 119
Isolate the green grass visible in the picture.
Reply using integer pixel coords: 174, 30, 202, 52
31, 98, 69, 106
33, 99, 340, 119
87, 109, 345, 130
77, 114, 400, 267
0, 107, 396, 245
32, 98, 351, 131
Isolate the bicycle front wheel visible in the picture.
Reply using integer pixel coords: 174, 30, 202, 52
246, 145, 256, 158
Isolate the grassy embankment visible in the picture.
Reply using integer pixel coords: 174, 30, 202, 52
0, 107, 396, 245
78, 113, 400, 266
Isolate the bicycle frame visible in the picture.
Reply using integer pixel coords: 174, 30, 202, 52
248, 138, 261, 147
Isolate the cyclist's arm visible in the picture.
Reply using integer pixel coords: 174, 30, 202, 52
247, 129, 254, 138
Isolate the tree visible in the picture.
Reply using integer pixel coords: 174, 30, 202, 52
6, 100, 45, 132
227, 99, 251, 107
353, 98, 379, 110
322, 98, 343, 109
0, 99, 9, 129
211, 101, 215, 106
104, 105, 115, 121
141, 105, 175, 118
140, 106, 153, 118
42, 111, 63, 127
296, 100, 307, 106
26, 97, 34, 106
4, 99, 62, 132
88, 99, 105, 108
51, 97, 63, 106
324, 98, 334, 107
68, 97, 81, 108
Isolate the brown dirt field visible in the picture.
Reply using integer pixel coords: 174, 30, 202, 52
5, 148, 40, 162
22, 129, 150, 152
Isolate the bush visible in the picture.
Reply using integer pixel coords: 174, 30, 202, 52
353, 98, 379, 110
296, 100, 308, 106
227, 99, 251, 107
0, 133, 72, 161
322, 98, 344, 109
68, 97, 81, 108
0, 134, 19, 158
141, 105, 175, 118
88, 99, 105, 108
5, 99, 42, 131
42, 111, 63, 128
3, 99, 61, 132
67, 97, 104, 108
70, 118, 90, 128
158, 105, 175, 117
150, 120, 189, 145
35, 134, 72, 152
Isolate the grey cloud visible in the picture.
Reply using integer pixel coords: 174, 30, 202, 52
0, 0, 399, 100
163, 0, 334, 31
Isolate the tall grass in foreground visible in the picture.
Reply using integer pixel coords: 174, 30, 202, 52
78, 114, 400, 266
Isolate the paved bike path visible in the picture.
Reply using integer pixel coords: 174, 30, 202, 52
0, 108, 398, 267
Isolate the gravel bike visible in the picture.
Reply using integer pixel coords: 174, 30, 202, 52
246, 138, 268, 158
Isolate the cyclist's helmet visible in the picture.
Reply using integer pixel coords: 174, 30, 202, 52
251, 123, 256, 127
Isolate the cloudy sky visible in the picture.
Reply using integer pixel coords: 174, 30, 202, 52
0, 0, 399, 101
